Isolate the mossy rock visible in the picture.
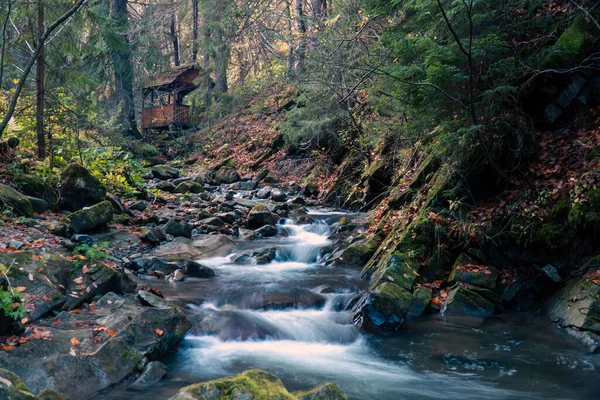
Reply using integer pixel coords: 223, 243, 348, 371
170, 369, 296, 400
442, 283, 496, 317
152, 165, 180, 180
15, 174, 57, 207
174, 181, 204, 194
60, 164, 106, 211
0, 183, 33, 217
215, 167, 241, 184
0, 368, 35, 400
408, 285, 432, 316
293, 382, 348, 400
369, 252, 420, 292
36, 389, 70, 400
68, 200, 113, 234
448, 254, 499, 289
542, 16, 590, 68
352, 282, 413, 332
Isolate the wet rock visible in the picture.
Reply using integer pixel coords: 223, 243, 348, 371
408, 286, 432, 316
60, 164, 106, 211
442, 283, 495, 317
448, 254, 498, 289
72, 234, 94, 245
152, 165, 179, 180
215, 167, 240, 184
542, 264, 561, 283
294, 382, 348, 400
256, 186, 272, 199
0, 293, 191, 399
171, 269, 185, 282
174, 181, 204, 194
271, 188, 287, 202
243, 289, 326, 310
289, 196, 306, 205
200, 217, 226, 227
0, 183, 33, 217
141, 227, 167, 244
247, 204, 277, 229
230, 180, 257, 191
27, 196, 49, 213
256, 224, 277, 237
545, 266, 600, 352
180, 260, 215, 278
501, 280, 523, 303
170, 369, 296, 400
352, 282, 412, 332
138, 290, 171, 309
149, 235, 234, 261
0, 368, 40, 399
163, 220, 192, 239
130, 361, 167, 390
68, 200, 113, 234
232, 248, 277, 265
131, 257, 180, 275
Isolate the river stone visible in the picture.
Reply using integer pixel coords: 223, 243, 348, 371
163, 220, 192, 239
545, 268, 600, 352
16, 173, 58, 207
247, 204, 277, 229
174, 181, 204, 194
256, 186, 272, 199
0, 183, 33, 217
192, 170, 216, 185
152, 165, 180, 180
294, 382, 348, 400
303, 183, 319, 197
232, 248, 277, 265
200, 217, 226, 227
215, 167, 240, 184
171, 269, 185, 282
270, 188, 287, 202
408, 286, 432, 316
180, 260, 215, 278
60, 163, 106, 211
230, 180, 257, 191
141, 227, 167, 244
150, 235, 235, 261
352, 282, 413, 332
256, 224, 277, 237
139, 290, 172, 309
169, 369, 296, 400
0, 368, 37, 399
68, 200, 113, 234
130, 361, 167, 390
442, 283, 495, 317
156, 181, 176, 192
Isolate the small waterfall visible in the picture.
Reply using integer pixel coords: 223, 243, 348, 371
275, 219, 331, 264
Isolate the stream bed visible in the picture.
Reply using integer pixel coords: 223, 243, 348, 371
100, 210, 599, 399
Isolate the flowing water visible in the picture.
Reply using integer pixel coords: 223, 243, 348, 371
101, 210, 599, 399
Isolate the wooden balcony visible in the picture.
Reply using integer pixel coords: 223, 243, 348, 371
141, 104, 201, 130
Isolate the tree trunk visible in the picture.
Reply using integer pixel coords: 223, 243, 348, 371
191, 0, 198, 62
202, 25, 212, 107
0, 0, 14, 88
294, 0, 307, 73
285, 0, 294, 77
36, 0, 45, 159
110, 0, 140, 138
170, 0, 180, 66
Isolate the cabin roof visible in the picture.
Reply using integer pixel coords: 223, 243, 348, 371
143, 64, 200, 90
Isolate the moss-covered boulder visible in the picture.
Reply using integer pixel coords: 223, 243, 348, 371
0, 183, 33, 216
545, 264, 600, 352
247, 204, 278, 229
174, 181, 204, 194
60, 164, 106, 211
352, 282, 413, 332
448, 254, 498, 290
68, 200, 113, 234
193, 170, 216, 185
170, 369, 296, 400
293, 382, 347, 400
15, 174, 57, 207
442, 283, 496, 317
27, 196, 49, 213
215, 166, 241, 184
36, 389, 70, 400
152, 164, 180, 180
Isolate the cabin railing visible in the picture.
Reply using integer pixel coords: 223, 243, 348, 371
142, 104, 201, 128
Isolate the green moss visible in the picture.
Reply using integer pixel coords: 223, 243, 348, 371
36, 389, 70, 400
293, 382, 348, 400
568, 203, 585, 227
550, 194, 571, 219
252, 203, 268, 212
175, 369, 296, 400
589, 189, 600, 209
543, 16, 588, 67
339, 216, 350, 226
0, 368, 36, 399
536, 223, 563, 247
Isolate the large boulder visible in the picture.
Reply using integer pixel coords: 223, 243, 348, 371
545, 265, 600, 352
174, 181, 204, 194
0, 368, 70, 399
15, 174, 57, 207
0, 183, 33, 216
0, 292, 191, 399
68, 200, 113, 234
352, 282, 412, 332
60, 164, 106, 211
215, 167, 240, 184
192, 170, 216, 185
163, 220, 193, 239
169, 369, 296, 400
247, 204, 278, 229
442, 283, 496, 317
448, 254, 499, 289
152, 165, 179, 180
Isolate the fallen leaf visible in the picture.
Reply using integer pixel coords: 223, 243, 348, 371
43, 295, 51, 301
155, 328, 164, 336
1, 346, 14, 351
107, 329, 116, 337
70, 337, 80, 346
28, 273, 34, 282
73, 277, 84, 284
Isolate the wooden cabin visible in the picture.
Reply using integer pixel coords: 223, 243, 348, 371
141, 65, 202, 133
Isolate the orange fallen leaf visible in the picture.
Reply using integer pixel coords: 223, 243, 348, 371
70, 337, 80, 346
43, 295, 51, 301
1, 345, 15, 351
107, 329, 117, 337
73, 277, 84, 284
155, 328, 164, 336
